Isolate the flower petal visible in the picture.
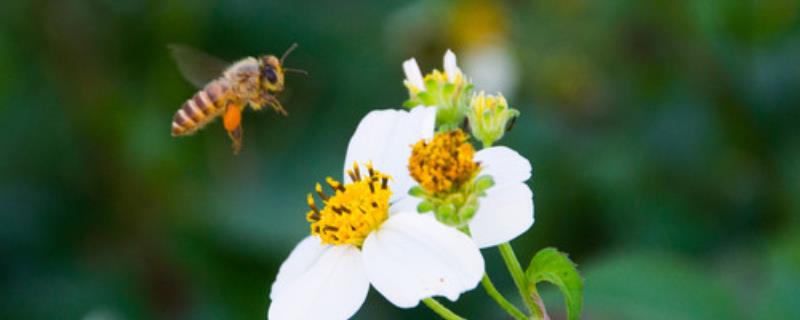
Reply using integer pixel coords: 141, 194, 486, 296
403, 58, 425, 90
269, 237, 369, 320
475, 146, 532, 186
344, 107, 436, 200
443, 49, 460, 82
362, 213, 484, 308
469, 182, 534, 248
389, 196, 421, 215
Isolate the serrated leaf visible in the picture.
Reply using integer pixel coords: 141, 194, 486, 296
526, 247, 584, 320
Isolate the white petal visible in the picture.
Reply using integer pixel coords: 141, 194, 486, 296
362, 213, 484, 308
389, 196, 421, 215
269, 236, 327, 300
343, 107, 436, 201
475, 146, 532, 186
403, 58, 425, 90
443, 49, 460, 82
469, 182, 534, 248
269, 237, 369, 320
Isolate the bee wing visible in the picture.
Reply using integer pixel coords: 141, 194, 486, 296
168, 44, 231, 89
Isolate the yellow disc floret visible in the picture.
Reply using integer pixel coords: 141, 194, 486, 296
306, 163, 392, 247
409, 129, 479, 194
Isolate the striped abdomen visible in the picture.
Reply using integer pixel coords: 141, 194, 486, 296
171, 81, 229, 136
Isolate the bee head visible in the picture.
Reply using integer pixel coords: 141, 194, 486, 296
259, 55, 284, 92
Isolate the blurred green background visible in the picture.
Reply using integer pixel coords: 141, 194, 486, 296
2, 0, 799, 319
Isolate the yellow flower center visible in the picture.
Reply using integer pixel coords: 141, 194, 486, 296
409, 129, 479, 194
404, 69, 465, 97
306, 163, 392, 247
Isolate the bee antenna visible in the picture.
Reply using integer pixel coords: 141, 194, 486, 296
284, 68, 309, 76
280, 43, 299, 64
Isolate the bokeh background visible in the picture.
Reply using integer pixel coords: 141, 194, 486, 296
2, 0, 799, 319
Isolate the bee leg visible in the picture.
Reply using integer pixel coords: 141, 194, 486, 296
227, 125, 243, 155
266, 95, 288, 116
224, 103, 243, 154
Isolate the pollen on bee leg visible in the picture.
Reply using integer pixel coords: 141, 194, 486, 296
267, 96, 288, 116
227, 125, 242, 155
223, 104, 242, 131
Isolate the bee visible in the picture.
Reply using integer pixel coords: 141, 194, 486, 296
169, 44, 305, 154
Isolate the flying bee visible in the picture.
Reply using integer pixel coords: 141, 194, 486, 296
169, 43, 305, 154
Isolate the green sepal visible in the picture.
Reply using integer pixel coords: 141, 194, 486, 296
424, 78, 439, 92
458, 203, 477, 221
417, 92, 436, 106
474, 175, 495, 192
442, 83, 456, 97
417, 200, 434, 213
408, 185, 427, 198
435, 203, 456, 223
463, 83, 475, 94
402, 99, 418, 109
526, 248, 584, 320
436, 203, 455, 216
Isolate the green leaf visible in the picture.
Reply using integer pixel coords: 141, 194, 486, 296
526, 248, 584, 320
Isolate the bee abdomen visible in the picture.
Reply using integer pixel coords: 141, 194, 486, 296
171, 82, 228, 136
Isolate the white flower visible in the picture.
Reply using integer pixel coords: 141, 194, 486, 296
407, 128, 535, 248
268, 107, 484, 320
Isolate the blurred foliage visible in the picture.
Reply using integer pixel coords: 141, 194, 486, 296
0, 0, 798, 319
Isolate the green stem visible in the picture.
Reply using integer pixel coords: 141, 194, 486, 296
422, 298, 466, 320
499, 242, 544, 320
481, 274, 528, 320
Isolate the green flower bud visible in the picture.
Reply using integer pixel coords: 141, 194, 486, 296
466, 92, 520, 148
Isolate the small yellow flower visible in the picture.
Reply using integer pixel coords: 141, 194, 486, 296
406, 125, 535, 248
408, 129, 479, 194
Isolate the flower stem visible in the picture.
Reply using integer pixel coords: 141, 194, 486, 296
481, 274, 528, 320
422, 298, 466, 320
498, 242, 544, 319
